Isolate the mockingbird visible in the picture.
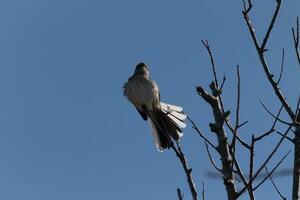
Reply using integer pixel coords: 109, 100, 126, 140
124, 62, 187, 151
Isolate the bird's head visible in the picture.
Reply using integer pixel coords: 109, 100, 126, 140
134, 62, 149, 78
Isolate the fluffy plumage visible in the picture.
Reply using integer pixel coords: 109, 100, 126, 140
124, 63, 187, 151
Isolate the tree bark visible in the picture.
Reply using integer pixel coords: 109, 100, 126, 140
197, 83, 237, 200
293, 123, 300, 200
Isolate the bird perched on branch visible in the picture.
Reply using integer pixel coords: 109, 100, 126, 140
123, 62, 187, 151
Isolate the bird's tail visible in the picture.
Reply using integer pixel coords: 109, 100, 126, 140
148, 102, 187, 151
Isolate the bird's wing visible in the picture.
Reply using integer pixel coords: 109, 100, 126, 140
135, 107, 148, 120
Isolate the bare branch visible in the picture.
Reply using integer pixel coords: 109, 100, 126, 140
253, 150, 291, 191
254, 129, 275, 142
234, 159, 255, 199
230, 65, 243, 187
220, 75, 226, 91
292, 96, 300, 199
196, 83, 238, 199
201, 40, 220, 90
196, 86, 218, 106
237, 124, 293, 197
236, 135, 251, 150
237, 121, 248, 129
202, 182, 206, 200
242, 0, 295, 121
226, 119, 251, 149
242, 0, 253, 14
276, 48, 285, 85
254, 124, 291, 176
276, 131, 294, 143
234, 65, 241, 132
171, 142, 198, 200
187, 116, 217, 150
292, 17, 300, 65
261, 0, 282, 50
177, 188, 184, 200
260, 100, 292, 126
205, 141, 222, 173
265, 167, 287, 200
224, 113, 251, 152
249, 135, 255, 185
201, 40, 228, 131
254, 104, 283, 141
242, 6, 260, 51
295, 96, 300, 120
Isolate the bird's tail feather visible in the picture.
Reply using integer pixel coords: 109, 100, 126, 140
148, 103, 187, 151
160, 102, 187, 130
149, 118, 172, 151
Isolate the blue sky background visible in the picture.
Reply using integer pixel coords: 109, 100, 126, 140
0, 0, 299, 199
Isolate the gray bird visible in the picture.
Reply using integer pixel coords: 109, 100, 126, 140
123, 62, 187, 151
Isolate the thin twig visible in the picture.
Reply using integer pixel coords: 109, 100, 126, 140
201, 40, 219, 90
231, 65, 241, 172
204, 141, 222, 173
295, 96, 300, 122
242, 0, 295, 121
292, 17, 300, 65
201, 40, 228, 123
254, 104, 283, 141
187, 116, 217, 149
249, 135, 255, 185
254, 129, 275, 142
202, 182, 206, 200
237, 124, 293, 197
265, 167, 287, 200
171, 142, 198, 200
234, 158, 256, 199
260, 0, 282, 50
201, 40, 231, 150
242, 0, 253, 14
253, 150, 291, 191
177, 188, 184, 200
234, 65, 241, 132
236, 134, 251, 150
276, 131, 294, 143
226, 119, 250, 149
237, 121, 248, 129
260, 100, 292, 126
276, 48, 285, 85
220, 75, 226, 91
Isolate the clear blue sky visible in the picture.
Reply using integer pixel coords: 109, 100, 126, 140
0, 0, 299, 199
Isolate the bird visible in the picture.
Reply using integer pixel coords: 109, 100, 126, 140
123, 62, 187, 151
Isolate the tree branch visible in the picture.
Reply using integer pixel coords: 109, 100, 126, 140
260, 0, 282, 50
242, 0, 295, 121
177, 188, 184, 200
260, 100, 292, 126
187, 116, 217, 150
196, 84, 238, 199
276, 48, 285, 85
171, 142, 198, 200
292, 17, 300, 65
265, 167, 287, 200
253, 150, 291, 191
204, 141, 222, 173
237, 124, 293, 197
201, 40, 220, 89
202, 182, 206, 200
